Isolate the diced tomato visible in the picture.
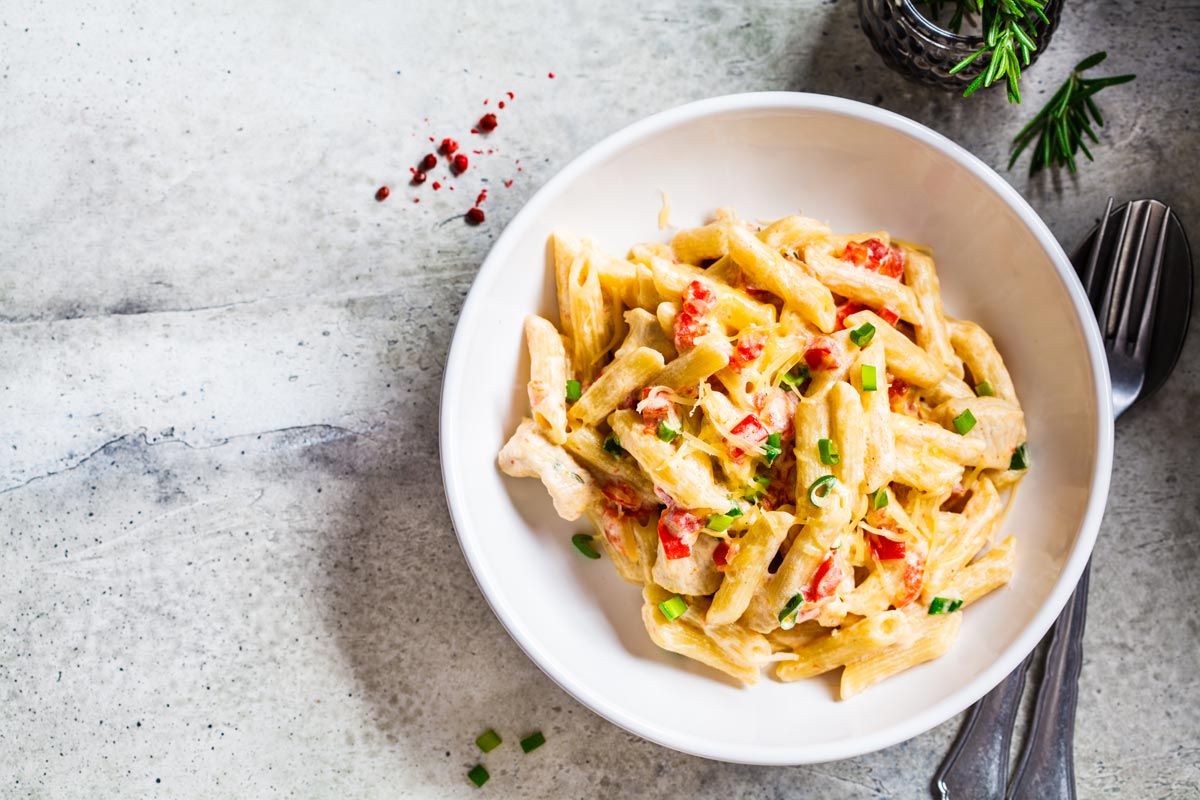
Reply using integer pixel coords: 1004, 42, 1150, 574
836, 301, 867, 329
878, 306, 901, 326
896, 548, 925, 608
727, 413, 769, 460
803, 335, 844, 372
657, 504, 703, 560
842, 238, 905, 280
729, 330, 767, 373
712, 539, 738, 570
638, 386, 678, 434
868, 533, 907, 561
673, 280, 718, 350
805, 553, 844, 602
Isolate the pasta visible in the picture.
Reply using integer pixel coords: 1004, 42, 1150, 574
498, 210, 1029, 697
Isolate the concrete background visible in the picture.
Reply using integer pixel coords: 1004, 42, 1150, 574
2, 1, 1197, 797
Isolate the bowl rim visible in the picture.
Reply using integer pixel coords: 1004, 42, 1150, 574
439, 91, 1114, 765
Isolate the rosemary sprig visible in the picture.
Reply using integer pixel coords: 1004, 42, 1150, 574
1008, 52, 1135, 174
948, 0, 1048, 104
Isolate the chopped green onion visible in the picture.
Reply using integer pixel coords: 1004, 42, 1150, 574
565, 379, 582, 402
602, 434, 624, 457
849, 322, 876, 347
871, 487, 889, 510
744, 475, 770, 503
726, 507, 743, 519
807, 475, 838, 508
571, 533, 601, 559
777, 593, 805, 630
762, 432, 782, 465
928, 596, 964, 615
781, 363, 810, 388
861, 364, 878, 392
468, 765, 490, 787
475, 729, 502, 752
1010, 443, 1030, 470
706, 513, 734, 532
975, 381, 995, 397
519, 731, 546, 753
818, 438, 840, 466
658, 595, 688, 621
657, 421, 679, 443
952, 409, 977, 435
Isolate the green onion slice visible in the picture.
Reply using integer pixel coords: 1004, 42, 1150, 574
781, 363, 810, 388
744, 475, 770, 503
952, 409, 977, 435
777, 593, 805, 630
849, 322, 876, 348
475, 729, 502, 752
706, 513, 734, 532
861, 364, 878, 392
818, 438, 840, 466
726, 506, 744, 519
657, 421, 679, 442
565, 379, 582, 402
975, 381, 995, 397
519, 731, 546, 753
1010, 443, 1030, 470
928, 596, 965, 615
468, 765, 490, 787
871, 487, 889, 510
602, 434, 624, 456
658, 595, 688, 621
762, 432, 782, 465
571, 534, 601, 560
807, 475, 838, 507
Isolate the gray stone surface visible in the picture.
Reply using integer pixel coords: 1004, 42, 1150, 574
2, 0, 1197, 797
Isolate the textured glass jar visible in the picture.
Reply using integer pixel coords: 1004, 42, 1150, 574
858, 0, 1063, 91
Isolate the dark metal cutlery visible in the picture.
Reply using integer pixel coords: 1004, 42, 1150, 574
934, 199, 1193, 800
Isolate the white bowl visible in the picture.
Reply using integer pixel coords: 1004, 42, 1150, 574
440, 93, 1113, 764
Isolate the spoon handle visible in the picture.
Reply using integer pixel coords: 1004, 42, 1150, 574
1007, 562, 1092, 800
932, 654, 1032, 800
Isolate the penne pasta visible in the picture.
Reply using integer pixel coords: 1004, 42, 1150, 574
569, 347, 666, 427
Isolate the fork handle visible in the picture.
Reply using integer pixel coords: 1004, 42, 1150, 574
1007, 562, 1092, 800
932, 654, 1032, 800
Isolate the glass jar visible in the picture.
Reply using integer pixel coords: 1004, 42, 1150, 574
857, 0, 1063, 92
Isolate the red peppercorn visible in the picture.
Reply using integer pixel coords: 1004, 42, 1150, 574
432, 181, 441, 190
421, 153, 437, 170
439, 138, 458, 155
478, 113, 498, 132
411, 171, 427, 185
452, 154, 469, 174
375, 185, 390, 201
466, 207, 485, 225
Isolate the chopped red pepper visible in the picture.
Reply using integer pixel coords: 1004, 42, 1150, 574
868, 533, 907, 561
657, 505, 703, 560
673, 280, 717, 351
836, 301, 867, 329
842, 238, 905, 280
878, 306, 901, 326
805, 554, 843, 602
729, 330, 767, 372
712, 539, 737, 570
638, 386, 677, 434
803, 335, 844, 372
727, 414, 769, 460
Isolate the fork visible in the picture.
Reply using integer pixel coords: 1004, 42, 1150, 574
934, 198, 1172, 800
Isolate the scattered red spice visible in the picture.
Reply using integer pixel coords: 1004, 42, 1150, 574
498, 101, 505, 109
470, 128, 478, 134
503, 180, 513, 188
466, 207, 486, 225
506, 91, 514, 100
478, 113, 498, 132
472, 149, 483, 155
475, 188, 488, 206
375, 185, 390, 202
421, 153, 438, 170
432, 181, 442, 190
413, 198, 420, 203
483, 98, 489, 105
428, 136, 434, 142
452, 154, 469, 174
411, 171, 427, 185
548, 72, 555, 78
439, 138, 459, 155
